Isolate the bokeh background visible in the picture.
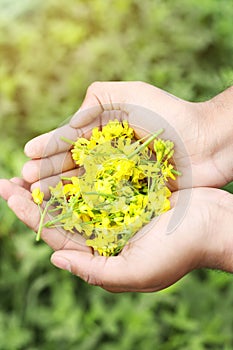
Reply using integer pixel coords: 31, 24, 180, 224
0, 0, 233, 349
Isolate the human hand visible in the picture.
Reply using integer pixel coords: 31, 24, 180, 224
1, 178, 232, 292
2, 82, 232, 292
49, 187, 233, 292
22, 82, 233, 196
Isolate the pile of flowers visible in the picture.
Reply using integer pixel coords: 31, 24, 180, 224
32, 120, 179, 256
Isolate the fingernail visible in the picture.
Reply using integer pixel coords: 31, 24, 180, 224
51, 256, 71, 273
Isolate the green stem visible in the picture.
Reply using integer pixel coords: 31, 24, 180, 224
48, 207, 62, 213
171, 169, 182, 176
61, 176, 72, 181
128, 129, 164, 159
60, 136, 75, 145
83, 191, 116, 199
44, 212, 72, 227
149, 176, 157, 193
36, 200, 51, 241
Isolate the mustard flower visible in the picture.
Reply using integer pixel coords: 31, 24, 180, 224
33, 120, 180, 256
32, 188, 44, 205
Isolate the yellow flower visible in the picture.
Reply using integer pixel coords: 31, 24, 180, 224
101, 120, 124, 139
95, 216, 110, 228
36, 120, 179, 254
132, 167, 146, 183
161, 198, 171, 212
122, 120, 134, 138
91, 127, 106, 144
114, 159, 134, 179
124, 214, 136, 225
162, 162, 176, 180
63, 177, 80, 196
32, 188, 44, 205
86, 232, 119, 256
154, 139, 174, 163
98, 158, 135, 182
165, 186, 172, 198
71, 138, 90, 165
49, 181, 63, 198
154, 139, 166, 162
94, 177, 114, 195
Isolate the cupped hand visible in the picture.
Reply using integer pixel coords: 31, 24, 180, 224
3, 82, 232, 292
22, 81, 229, 197
49, 187, 233, 292
1, 177, 232, 292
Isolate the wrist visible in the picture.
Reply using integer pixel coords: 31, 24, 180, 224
210, 87, 233, 183
200, 190, 233, 273
197, 86, 233, 186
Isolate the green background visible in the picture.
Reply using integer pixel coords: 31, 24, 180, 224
0, 1, 233, 349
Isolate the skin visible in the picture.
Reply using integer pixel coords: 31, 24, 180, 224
0, 82, 232, 292
22, 82, 233, 192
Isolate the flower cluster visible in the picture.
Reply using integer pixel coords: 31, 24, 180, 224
32, 120, 179, 256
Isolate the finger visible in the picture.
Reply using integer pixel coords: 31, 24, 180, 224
22, 151, 75, 183
30, 168, 83, 199
50, 245, 166, 293
7, 194, 89, 252
24, 124, 79, 159
22, 113, 123, 185
24, 119, 104, 160
10, 177, 31, 191
0, 179, 32, 201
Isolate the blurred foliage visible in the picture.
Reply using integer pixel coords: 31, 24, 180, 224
0, 0, 233, 349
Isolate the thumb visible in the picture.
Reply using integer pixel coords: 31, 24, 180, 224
50, 249, 141, 292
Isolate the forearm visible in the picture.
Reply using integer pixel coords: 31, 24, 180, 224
202, 86, 233, 185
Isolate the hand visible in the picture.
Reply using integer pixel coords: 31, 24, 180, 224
1, 82, 232, 293
49, 187, 233, 292
22, 82, 233, 196
1, 178, 232, 292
